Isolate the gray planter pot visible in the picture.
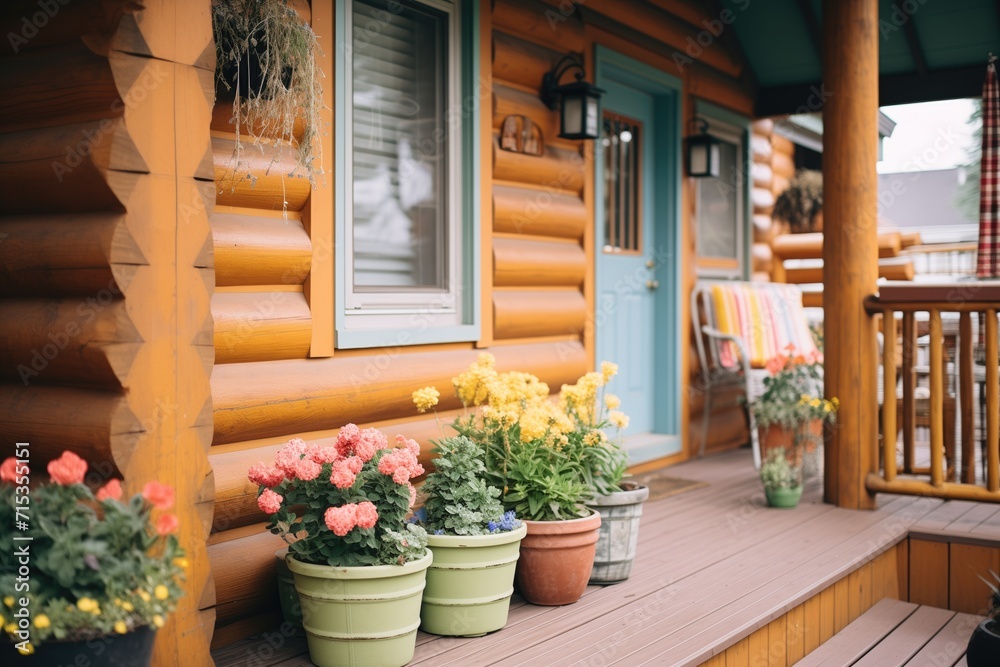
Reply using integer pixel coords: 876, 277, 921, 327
586, 484, 649, 584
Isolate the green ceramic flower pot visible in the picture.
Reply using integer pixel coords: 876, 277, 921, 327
286, 550, 432, 667
421, 523, 527, 637
765, 485, 803, 508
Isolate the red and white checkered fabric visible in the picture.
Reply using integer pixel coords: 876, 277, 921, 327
979, 60, 1000, 278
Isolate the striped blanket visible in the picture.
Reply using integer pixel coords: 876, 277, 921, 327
708, 283, 819, 369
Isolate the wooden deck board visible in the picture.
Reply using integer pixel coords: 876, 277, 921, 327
793, 598, 918, 667
851, 605, 956, 667
903, 612, 982, 667
213, 449, 990, 667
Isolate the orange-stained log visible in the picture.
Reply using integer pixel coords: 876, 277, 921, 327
492, 30, 561, 91
212, 212, 312, 287
0, 385, 139, 472
0, 298, 138, 387
494, 237, 585, 287
213, 136, 312, 212
211, 341, 589, 445
0, 213, 143, 296
0, 1, 139, 54
493, 289, 587, 340
206, 528, 283, 625
493, 184, 586, 240
492, 0, 586, 53
493, 83, 562, 146
213, 291, 312, 364
0, 40, 121, 132
493, 136, 584, 194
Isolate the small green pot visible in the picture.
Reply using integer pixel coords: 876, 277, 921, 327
765, 485, 803, 508
421, 523, 527, 637
286, 551, 432, 667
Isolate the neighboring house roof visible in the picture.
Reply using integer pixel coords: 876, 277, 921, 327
877, 167, 980, 241
773, 111, 897, 153
716, 0, 1000, 115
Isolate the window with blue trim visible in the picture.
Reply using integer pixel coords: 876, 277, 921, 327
337, 0, 477, 348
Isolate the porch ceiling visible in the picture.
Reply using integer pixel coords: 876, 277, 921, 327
710, 0, 1000, 115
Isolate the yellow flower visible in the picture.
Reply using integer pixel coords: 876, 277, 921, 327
810, 398, 821, 408
122, 601, 134, 612
138, 590, 151, 603
601, 361, 619, 382
608, 410, 630, 429
77, 597, 99, 613
604, 393, 621, 410
3, 596, 13, 608
33, 614, 50, 629
152, 615, 165, 628
16, 642, 33, 655
114, 621, 128, 635
154, 585, 169, 601
4, 622, 17, 634
173, 557, 189, 569
583, 431, 606, 446
411, 386, 440, 413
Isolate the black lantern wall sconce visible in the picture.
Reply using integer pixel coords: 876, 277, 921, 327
686, 117, 721, 178
540, 54, 605, 141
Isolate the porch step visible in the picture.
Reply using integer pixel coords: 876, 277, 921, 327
796, 598, 982, 667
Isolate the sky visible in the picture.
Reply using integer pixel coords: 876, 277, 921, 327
877, 98, 978, 174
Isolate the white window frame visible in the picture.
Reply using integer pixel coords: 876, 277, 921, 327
340, 0, 465, 334
695, 119, 746, 279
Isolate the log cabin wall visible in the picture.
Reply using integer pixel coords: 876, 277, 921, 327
0, 1, 216, 663
202, 0, 754, 645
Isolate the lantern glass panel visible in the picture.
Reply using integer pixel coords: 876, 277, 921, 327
562, 95, 582, 137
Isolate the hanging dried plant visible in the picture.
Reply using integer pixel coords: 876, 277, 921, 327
212, 0, 324, 199
773, 170, 823, 233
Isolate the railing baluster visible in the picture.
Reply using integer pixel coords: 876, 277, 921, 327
960, 312, 975, 484
902, 312, 916, 473
882, 309, 897, 482
987, 309, 999, 493
930, 310, 944, 487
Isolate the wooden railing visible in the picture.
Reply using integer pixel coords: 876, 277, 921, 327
865, 287, 1000, 502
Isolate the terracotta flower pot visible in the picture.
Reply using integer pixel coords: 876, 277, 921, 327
758, 420, 823, 462
515, 510, 601, 606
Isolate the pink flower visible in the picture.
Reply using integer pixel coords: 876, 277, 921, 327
344, 456, 363, 474
407, 482, 417, 508
392, 467, 410, 484
308, 446, 339, 465
335, 424, 360, 458
396, 435, 421, 457
354, 428, 386, 462
330, 460, 357, 489
377, 449, 424, 484
47, 451, 87, 486
354, 501, 378, 529
257, 488, 283, 515
248, 463, 285, 488
275, 439, 307, 476
96, 479, 122, 502
142, 481, 175, 510
324, 504, 358, 537
155, 513, 179, 535
0, 458, 18, 483
295, 458, 322, 481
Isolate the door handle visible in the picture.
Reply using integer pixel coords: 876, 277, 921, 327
646, 280, 660, 290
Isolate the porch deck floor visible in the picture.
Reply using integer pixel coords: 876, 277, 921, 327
212, 448, 976, 667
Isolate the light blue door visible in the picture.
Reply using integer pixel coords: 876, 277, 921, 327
595, 49, 681, 462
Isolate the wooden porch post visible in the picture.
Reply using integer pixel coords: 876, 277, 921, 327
822, 0, 879, 509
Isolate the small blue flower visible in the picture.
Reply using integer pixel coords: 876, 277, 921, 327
434, 529, 444, 535
487, 521, 499, 533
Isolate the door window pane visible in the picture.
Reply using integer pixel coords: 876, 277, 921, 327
602, 114, 642, 254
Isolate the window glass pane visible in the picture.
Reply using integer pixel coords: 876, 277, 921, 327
696, 139, 739, 259
602, 114, 642, 253
352, 0, 447, 290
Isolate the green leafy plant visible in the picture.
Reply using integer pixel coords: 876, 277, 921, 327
212, 0, 324, 192
419, 436, 520, 536
249, 426, 428, 567
412, 356, 630, 522
0, 452, 185, 654
751, 345, 838, 433
760, 448, 802, 492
